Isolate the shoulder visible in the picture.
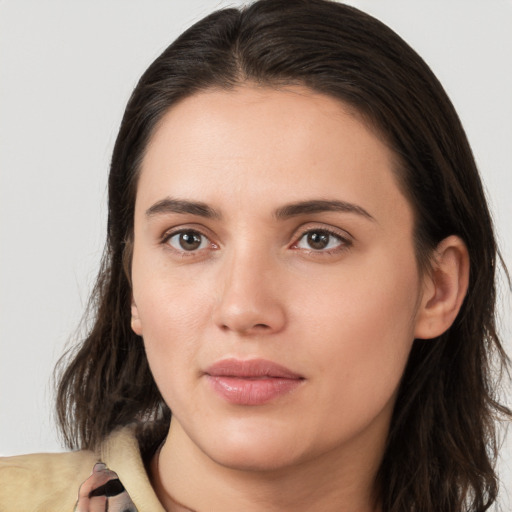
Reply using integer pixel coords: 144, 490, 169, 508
0, 426, 166, 512
0, 449, 97, 511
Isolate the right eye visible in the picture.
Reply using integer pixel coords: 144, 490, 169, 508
165, 230, 211, 252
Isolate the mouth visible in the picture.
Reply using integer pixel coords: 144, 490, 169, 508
204, 358, 305, 406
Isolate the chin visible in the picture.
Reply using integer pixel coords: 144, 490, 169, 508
210, 444, 301, 473
196, 421, 307, 473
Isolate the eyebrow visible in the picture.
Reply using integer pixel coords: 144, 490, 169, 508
145, 198, 222, 219
145, 197, 375, 222
274, 199, 375, 222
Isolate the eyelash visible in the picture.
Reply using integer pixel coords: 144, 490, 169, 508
161, 228, 217, 257
291, 227, 352, 255
160, 226, 352, 257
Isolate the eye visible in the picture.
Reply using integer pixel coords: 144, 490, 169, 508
295, 229, 347, 252
166, 230, 211, 252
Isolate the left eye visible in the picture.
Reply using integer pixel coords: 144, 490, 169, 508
295, 230, 345, 251
166, 230, 210, 252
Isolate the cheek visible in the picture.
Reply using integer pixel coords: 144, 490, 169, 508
133, 245, 212, 330
296, 252, 420, 416
132, 263, 215, 398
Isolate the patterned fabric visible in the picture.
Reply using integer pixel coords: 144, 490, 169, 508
74, 462, 138, 512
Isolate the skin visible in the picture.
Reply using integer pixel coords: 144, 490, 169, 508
130, 85, 469, 511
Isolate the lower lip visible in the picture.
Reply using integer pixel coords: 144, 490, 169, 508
206, 376, 303, 405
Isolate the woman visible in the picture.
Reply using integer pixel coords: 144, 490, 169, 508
1, 0, 510, 510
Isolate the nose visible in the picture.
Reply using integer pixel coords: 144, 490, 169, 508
212, 247, 287, 336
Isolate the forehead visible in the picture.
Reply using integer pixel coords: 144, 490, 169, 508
137, 85, 410, 226
144, 85, 383, 164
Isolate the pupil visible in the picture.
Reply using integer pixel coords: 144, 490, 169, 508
308, 231, 329, 250
180, 231, 202, 250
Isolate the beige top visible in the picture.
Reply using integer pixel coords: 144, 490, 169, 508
0, 426, 166, 512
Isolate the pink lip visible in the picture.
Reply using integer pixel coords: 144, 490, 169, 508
204, 358, 305, 405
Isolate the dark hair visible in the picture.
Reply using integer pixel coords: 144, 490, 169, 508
56, 1, 510, 510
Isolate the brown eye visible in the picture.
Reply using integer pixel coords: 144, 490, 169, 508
307, 232, 330, 250
167, 230, 208, 251
296, 229, 345, 251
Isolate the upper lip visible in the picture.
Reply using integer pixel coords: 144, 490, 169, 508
205, 358, 304, 379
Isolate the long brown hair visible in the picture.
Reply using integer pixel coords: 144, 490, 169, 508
55, 1, 511, 510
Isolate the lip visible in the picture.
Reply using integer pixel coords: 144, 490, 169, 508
204, 358, 305, 406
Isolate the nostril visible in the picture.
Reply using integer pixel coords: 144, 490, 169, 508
219, 322, 271, 333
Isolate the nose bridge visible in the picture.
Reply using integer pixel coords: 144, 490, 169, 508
225, 238, 267, 292
213, 237, 286, 334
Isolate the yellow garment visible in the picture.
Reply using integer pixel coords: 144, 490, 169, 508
0, 426, 165, 512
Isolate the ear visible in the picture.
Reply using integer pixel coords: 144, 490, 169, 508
131, 297, 143, 336
414, 235, 469, 340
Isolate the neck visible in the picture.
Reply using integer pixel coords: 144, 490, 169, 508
150, 419, 385, 512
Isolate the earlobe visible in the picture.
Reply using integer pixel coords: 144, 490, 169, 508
131, 298, 143, 336
414, 235, 470, 340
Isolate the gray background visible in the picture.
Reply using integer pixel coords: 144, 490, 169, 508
1, 0, 511, 508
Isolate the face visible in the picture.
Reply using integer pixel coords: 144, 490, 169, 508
131, 85, 425, 473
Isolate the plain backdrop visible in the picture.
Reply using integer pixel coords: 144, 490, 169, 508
1, 0, 511, 508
